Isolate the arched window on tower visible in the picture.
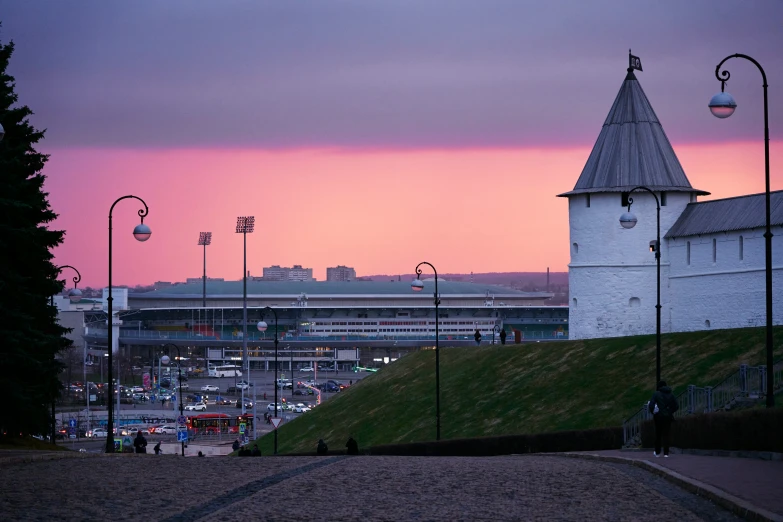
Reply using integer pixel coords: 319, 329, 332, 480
572, 242, 579, 255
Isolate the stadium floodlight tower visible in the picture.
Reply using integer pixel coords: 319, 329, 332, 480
235, 217, 255, 415
198, 232, 212, 308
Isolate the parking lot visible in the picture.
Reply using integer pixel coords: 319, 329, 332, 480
55, 368, 376, 446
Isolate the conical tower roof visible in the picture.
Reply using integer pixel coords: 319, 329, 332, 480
558, 68, 708, 197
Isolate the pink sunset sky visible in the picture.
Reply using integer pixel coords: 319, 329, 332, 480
1, 1, 782, 288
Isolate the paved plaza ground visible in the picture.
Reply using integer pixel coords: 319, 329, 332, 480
2, 449, 780, 521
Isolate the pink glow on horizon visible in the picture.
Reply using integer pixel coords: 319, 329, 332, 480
43, 142, 782, 288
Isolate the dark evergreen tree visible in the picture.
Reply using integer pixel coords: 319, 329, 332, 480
0, 29, 72, 438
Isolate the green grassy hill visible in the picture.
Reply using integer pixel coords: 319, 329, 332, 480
255, 326, 783, 455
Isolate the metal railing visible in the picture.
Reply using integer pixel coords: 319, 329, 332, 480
623, 359, 782, 446
84, 327, 568, 343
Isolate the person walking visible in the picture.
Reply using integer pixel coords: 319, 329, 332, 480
153, 441, 162, 455
133, 431, 148, 454
648, 380, 679, 457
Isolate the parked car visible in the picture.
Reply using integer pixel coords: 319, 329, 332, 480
185, 402, 207, 412
201, 385, 219, 392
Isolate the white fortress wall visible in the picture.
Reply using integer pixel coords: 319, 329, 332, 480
667, 227, 783, 332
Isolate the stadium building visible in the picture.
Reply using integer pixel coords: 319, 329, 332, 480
74, 280, 567, 371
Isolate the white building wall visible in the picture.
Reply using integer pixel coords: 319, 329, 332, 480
568, 191, 692, 339
668, 228, 783, 332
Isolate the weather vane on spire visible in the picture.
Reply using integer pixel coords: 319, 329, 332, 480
629, 49, 643, 72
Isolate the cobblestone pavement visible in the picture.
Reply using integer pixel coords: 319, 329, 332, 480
0, 454, 741, 521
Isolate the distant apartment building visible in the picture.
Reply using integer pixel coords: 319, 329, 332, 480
326, 265, 356, 282
263, 265, 314, 281
185, 277, 225, 284
153, 281, 173, 290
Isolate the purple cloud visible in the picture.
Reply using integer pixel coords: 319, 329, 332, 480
1, 0, 781, 149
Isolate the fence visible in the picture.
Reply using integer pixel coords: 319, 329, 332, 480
84, 327, 568, 343
623, 359, 782, 446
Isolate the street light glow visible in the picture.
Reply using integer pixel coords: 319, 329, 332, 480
133, 223, 152, 241
708, 91, 737, 119
619, 212, 638, 229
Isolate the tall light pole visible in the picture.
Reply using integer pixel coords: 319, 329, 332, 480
257, 307, 279, 454
161, 343, 185, 456
51, 265, 83, 445
411, 262, 441, 441
236, 217, 255, 416
106, 196, 151, 453
620, 186, 661, 386
709, 54, 774, 408
198, 232, 212, 309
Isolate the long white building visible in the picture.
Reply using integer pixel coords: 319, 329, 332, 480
560, 60, 783, 339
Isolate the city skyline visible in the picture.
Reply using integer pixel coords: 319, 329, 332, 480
1, 1, 781, 287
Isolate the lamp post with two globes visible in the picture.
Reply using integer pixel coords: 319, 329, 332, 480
411, 261, 441, 441
619, 186, 662, 386
257, 308, 279, 454
708, 54, 774, 408
105, 196, 151, 453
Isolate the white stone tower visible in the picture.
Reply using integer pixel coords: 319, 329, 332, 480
558, 55, 709, 340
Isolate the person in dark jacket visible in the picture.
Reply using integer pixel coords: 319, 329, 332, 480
251, 444, 261, 457
345, 437, 359, 455
232, 439, 240, 452
133, 431, 148, 454
317, 439, 328, 455
154, 441, 162, 455
648, 380, 679, 457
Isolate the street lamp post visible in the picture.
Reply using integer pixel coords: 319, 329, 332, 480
161, 343, 185, 456
493, 325, 501, 345
236, 217, 255, 416
257, 308, 279, 454
411, 262, 441, 441
709, 54, 774, 408
620, 186, 661, 386
106, 196, 151, 453
51, 265, 83, 445
198, 232, 212, 309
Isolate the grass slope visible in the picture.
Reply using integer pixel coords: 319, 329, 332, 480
255, 326, 783, 455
